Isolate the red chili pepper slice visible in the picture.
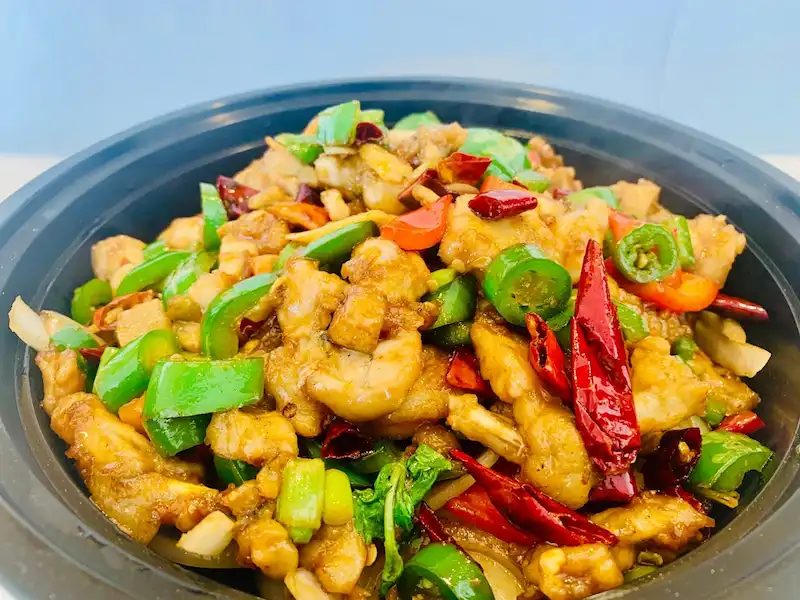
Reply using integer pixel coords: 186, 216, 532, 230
525, 313, 571, 402
445, 349, 494, 397
589, 470, 638, 506
217, 175, 258, 219
416, 503, 457, 545
446, 483, 539, 546
437, 152, 492, 185
380, 194, 452, 251
320, 418, 373, 460
449, 449, 618, 546
716, 411, 766, 435
642, 428, 702, 490
711, 293, 769, 321
468, 190, 538, 220
571, 240, 640, 474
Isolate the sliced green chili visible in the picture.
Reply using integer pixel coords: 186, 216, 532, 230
689, 430, 773, 493
398, 543, 493, 600
484, 243, 572, 325
142, 239, 168, 260
515, 168, 551, 193
301, 221, 378, 268
162, 252, 216, 307
423, 321, 473, 348
214, 456, 259, 486
116, 250, 192, 296
612, 224, 679, 283
315, 100, 361, 146
143, 358, 265, 419
393, 111, 441, 130
200, 272, 277, 359
705, 395, 727, 427
670, 215, 696, 269
201, 182, 228, 252
671, 336, 698, 362
568, 186, 619, 209
425, 275, 477, 329
614, 301, 649, 342
145, 414, 211, 457
275, 133, 324, 165
71, 279, 112, 325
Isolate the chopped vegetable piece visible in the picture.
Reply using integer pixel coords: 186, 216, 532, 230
266, 203, 329, 230
142, 239, 168, 260
694, 312, 771, 377
670, 215, 696, 269
320, 418, 373, 460
301, 220, 378, 267
145, 414, 212, 457
514, 168, 551, 193
437, 152, 492, 185
354, 121, 384, 145
689, 431, 773, 492
50, 325, 101, 351
716, 411, 766, 435
94, 330, 179, 413
572, 240, 640, 474
214, 456, 258, 486
143, 358, 264, 419
200, 272, 277, 359
276, 458, 326, 532
115, 250, 192, 296
423, 321, 473, 348
9, 296, 49, 351
162, 252, 216, 307
711, 293, 769, 321
483, 243, 572, 325
360, 109, 385, 125
380, 194, 452, 251
275, 133, 324, 164
459, 128, 526, 181
322, 469, 354, 526
216, 176, 257, 220
525, 313, 570, 401
273, 241, 301, 272
614, 301, 649, 342
612, 223, 679, 284
589, 470, 638, 505
446, 348, 493, 397
315, 100, 360, 146
568, 186, 618, 208
425, 274, 477, 329
201, 182, 228, 251
71, 279, 113, 325
609, 260, 719, 313
643, 428, 702, 490
445, 483, 538, 545
429, 268, 457, 291
672, 336, 698, 362
398, 543, 494, 600
176, 511, 235, 557
468, 189, 538, 220
393, 111, 441, 130
705, 396, 727, 427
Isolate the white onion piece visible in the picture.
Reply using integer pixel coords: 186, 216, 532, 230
695, 312, 770, 378
9, 296, 50, 351
425, 450, 498, 510
464, 549, 524, 600
40, 310, 104, 344
148, 528, 240, 569
176, 511, 236, 557
285, 569, 334, 600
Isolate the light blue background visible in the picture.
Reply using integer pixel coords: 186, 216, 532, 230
1, 0, 798, 157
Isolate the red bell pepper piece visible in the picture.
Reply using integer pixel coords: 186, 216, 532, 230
572, 240, 640, 474
380, 194, 452, 251
589, 470, 638, 505
446, 483, 539, 546
479, 175, 528, 193
525, 313, 571, 402
437, 152, 492, 185
445, 348, 494, 397
416, 502, 457, 545
320, 418, 373, 460
711, 293, 769, 321
642, 427, 702, 490
449, 449, 618, 546
716, 411, 766, 435
468, 190, 538, 220
217, 175, 258, 219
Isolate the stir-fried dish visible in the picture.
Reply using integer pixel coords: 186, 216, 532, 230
9, 102, 777, 600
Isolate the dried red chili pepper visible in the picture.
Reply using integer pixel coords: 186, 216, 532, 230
445, 349, 493, 397
320, 418, 373, 460
525, 313, 571, 402
716, 411, 766, 435
710, 293, 769, 321
78, 346, 106, 361
397, 169, 448, 209
571, 239, 640, 474
354, 121, 384, 145
468, 190, 538, 220
445, 483, 538, 545
295, 183, 321, 205
437, 152, 492, 185
449, 449, 618, 546
589, 470, 638, 506
217, 175, 257, 219
416, 502, 457, 545
663, 485, 710, 515
642, 428, 702, 490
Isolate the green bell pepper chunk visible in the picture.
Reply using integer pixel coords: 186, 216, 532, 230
71, 279, 112, 325
689, 430, 773, 493
50, 325, 101, 350
484, 243, 572, 325
398, 543, 493, 600
275, 134, 324, 165
145, 414, 212, 457
115, 250, 192, 296
614, 301, 649, 342
393, 111, 441, 130
423, 321, 473, 348
360, 109, 385, 125
162, 252, 216, 307
276, 458, 326, 533
200, 272, 277, 359
94, 330, 179, 413
301, 221, 378, 268
704, 395, 727, 427
143, 358, 265, 419
201, 182, 228, 252
425, 275, 477, 329
612, 224, 679, 283
670, 215, 696, 269
515, 168, 551, 193
273, 241, 302, 272
142, 239, 168, 260
567, 186, 619, 209
428, 268, 457, 292
459, 128, 526, 181
671, 336, 698, 362
214, 455, 259, 486
315, 100, 361, 146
